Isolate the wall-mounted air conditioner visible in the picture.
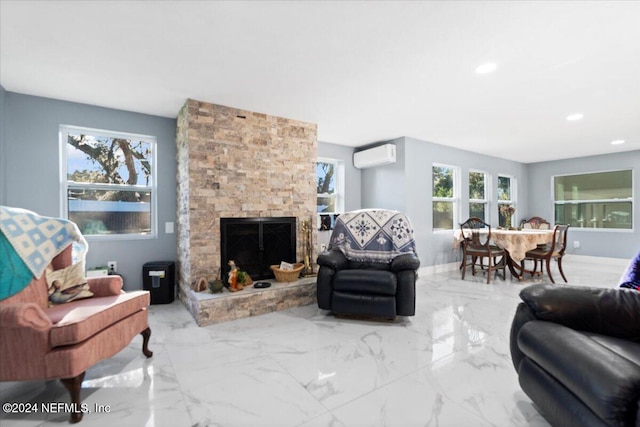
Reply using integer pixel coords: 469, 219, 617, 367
353, 144, 396, 169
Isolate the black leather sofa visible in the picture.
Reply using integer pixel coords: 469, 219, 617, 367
510, 283, 640, 427
316, 250, 420, 318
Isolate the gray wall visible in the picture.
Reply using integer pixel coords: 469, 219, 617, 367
1, 91, 177, 290
361, 136, 639, 265
0, 85, 6, 205
528, 151, 640, 259
361, 137, 406, 211
361, 136, 529, 267
1, 88, 635, 278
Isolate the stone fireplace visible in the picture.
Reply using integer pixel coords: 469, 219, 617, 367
176, 99, 318, 325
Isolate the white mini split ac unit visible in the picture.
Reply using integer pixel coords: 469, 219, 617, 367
353, 144, 397, 169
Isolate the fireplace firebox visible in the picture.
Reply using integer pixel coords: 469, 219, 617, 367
220, 217, 297, 281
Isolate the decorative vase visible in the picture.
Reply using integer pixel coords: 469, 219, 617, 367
208, 279, 224, 293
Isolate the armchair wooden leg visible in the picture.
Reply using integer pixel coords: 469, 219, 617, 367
141, 327, 153, 358
61, 372, 85, 423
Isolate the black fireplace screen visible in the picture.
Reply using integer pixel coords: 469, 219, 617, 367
220, 217, 296, 281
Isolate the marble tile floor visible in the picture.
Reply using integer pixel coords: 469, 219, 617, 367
0, 255, 628, 427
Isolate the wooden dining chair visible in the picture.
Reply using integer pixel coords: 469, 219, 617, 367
459, 217, 506, 284
521, 224, 569, 283
521, 216, 551, 230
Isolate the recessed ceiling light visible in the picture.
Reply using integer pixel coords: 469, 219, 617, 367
611, 139, 626, 145
566, 113, 584, 121
475, 63, 497, 74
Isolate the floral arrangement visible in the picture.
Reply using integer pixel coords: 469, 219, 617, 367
499, 205, 516, 216
499, 204, 516, 228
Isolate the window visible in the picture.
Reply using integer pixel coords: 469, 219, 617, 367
497, 175, 515, 227
469, 171, 487, 221
433, 164, 457, 231
554, 170, 633, 230
60, 125, 157, 239
317, 159, 337, 213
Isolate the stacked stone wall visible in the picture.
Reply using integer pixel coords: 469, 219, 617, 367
176, 99, 318, 313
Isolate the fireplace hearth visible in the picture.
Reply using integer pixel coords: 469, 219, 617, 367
220, 217, 297, 281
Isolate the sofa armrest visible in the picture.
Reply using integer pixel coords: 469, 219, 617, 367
390, 253, 420, 272
317, 250, 349, 271
0, 303, 53, 380
0, 302, 52, 330
87, 275, 123, 297
519, 283, 640, 341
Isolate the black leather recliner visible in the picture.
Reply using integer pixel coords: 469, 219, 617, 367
316, 250, 419, 318
316, 209, 420, 318
510, 283, 640, 427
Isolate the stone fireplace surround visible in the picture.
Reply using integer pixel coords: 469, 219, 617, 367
176, 99, 318, 325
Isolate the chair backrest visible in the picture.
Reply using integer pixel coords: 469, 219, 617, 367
547, 224, 569, 255
460, 217, 491, 249
522, 216, 551, 230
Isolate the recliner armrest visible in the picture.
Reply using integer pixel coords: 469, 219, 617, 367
390, 253, 420, 272
519, 283, 640, 341
317, 250, 349, 271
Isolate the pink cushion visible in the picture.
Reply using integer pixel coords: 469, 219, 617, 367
46, 291, 150, 347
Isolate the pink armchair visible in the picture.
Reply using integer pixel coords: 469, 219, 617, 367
0, 245, 152, 423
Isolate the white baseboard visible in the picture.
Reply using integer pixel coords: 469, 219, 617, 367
419, 254, 629, 276
564, 254, 630, 267
418, 262, 459, 276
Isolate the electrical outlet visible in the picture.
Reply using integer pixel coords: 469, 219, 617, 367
107, 261, 117, 273
573, 241, 580, 249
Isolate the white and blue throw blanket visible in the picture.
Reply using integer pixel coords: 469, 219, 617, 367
328, 209, 416, 263
0, 206, 87, 300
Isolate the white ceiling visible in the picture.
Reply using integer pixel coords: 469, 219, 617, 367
1, 1, 639, 163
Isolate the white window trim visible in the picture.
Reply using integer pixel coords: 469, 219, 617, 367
59, 124, 158, 240
432, 163, 460, 232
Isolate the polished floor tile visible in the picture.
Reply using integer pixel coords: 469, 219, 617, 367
0, 255, 627, 426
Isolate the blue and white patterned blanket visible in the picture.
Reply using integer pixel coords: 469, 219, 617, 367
328, 209, 416, 263
1, 206, 87, 285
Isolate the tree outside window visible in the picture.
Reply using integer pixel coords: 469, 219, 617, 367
61, 125, 156, 238
498, 175, 514, 227
469, 171, 487, 221
317, 160, 336, 213
433, 165, 456, 230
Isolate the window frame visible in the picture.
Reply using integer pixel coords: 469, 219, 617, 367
552, 168, 634, 232
59, 124, 158, 240
432, 163, 459, 232
316, 157, 344, 215
469, 169, 489, 222
497, 174, 516, 228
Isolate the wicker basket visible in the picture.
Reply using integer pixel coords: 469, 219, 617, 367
270, 263, 304, 282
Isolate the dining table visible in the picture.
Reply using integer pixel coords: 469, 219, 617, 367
453, 228, 554, 280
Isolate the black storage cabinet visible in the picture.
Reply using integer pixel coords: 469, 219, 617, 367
142, 261, 176, 304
